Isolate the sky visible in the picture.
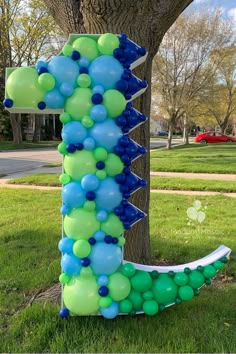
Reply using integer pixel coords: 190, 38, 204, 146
188, 0, 236, 21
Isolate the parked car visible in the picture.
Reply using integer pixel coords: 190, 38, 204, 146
157, 130, 168, 136
195, 131, 236, 144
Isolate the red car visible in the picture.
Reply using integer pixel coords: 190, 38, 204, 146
195, 131, 236, 144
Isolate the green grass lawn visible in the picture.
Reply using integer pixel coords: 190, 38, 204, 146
8, 173, 236, 193
151, 143, 236, 174
0, 188, 235, 353
0, 141, 59, 151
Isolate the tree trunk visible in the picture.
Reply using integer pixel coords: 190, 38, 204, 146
166, 120, 174, 149
10, 113, 22, 144
183, 116, 189, 144
43, 0, 193, 263
33, 114, 42, 142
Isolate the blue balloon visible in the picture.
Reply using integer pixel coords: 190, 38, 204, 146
93, 85, 105, 95
83, 137, 96, 150
100, 301, 119, 319
58, 237, 75, 253
60, 82, 74, 97
90, 243, 122, 275
45, 88, 65, 109
62, 182, 86, 208
61, 253, 81, 275
61, 121, 87, 144
90, 105, 107, 122
60, 204, 71, 215
89, 119, 122, 152
96, 210, 108, 222
48, 56, 79, 87
36, 60, 48, 70
98, 274, 109, 286
79, 57, 90, 68
89, 55, 123, 90
93, 230, 105, 242
96, 177, 122, 212
81, 174, 99, 191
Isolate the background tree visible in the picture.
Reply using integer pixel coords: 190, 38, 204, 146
43, 0, 194, 263
152, 9, 235, 149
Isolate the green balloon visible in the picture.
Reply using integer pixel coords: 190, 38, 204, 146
82, 115, 94, 128
143, 290, 153, 300
122, 263, 136, 278
94, 147, 108, 161
152, 274, 178, 304
6, 67, 45, 108
108, 272, 131, 301
80, 267, 93, 279
103, 90, 126, 118
62, 44, 73, 56
64, 150, 96, 181
60, 112, 71, 124
105, 153, 124, 176
143, 300, 159, 316
131, 270, 152, 292
73, 239, 91, 258
101, 214, 124, 237
59, 272, 71, 284
178, 285, 194, 301
98, 33, 120, 55
59, 173, 71, 185
38, 73, 55, 90
128, 290, 143, 310
203, 265, 216, 279
64, 208, 100, 240
174, 272, 188, 286
96, 170, 107, 180
65, 87, 92, 120
77, 74, 91, 88
99, 296, 112, 308
84, 201, 96, 211
188, 270, 205, 288
63, 276, 99, 315
58, 142, 68, 155
213, 261, 223, 270
118, 236, 126, 246
72, 37, 99, 61
119, 299, 132, 313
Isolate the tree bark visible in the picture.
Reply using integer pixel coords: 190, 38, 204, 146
183, 115, 189, 144
43, 0, 193, 263
10, 113, 22, 144
166, 120, 174, 150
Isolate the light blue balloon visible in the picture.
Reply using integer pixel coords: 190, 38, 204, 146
90, 105, 107, 122
100, 301, 119, 319
89, 119, 122, 152
61, 253, 81, 275
89, 55, 123, 90
93, 85, 105, 95
62, 182, 86, 208
58, 237, 75, 253
93, 230, 105, 242
45, 88, 65, 109
96, 177, 122, 212
48, 56, 79, 87
36, 60, 47, 70
81, 174, 99, 191
98, 274, 109, 286
83, 137, 96, 150
60, 82, 74, 97
90, 243, 122, 275
79, 57, 90, 68
60, 204, 71, 215
96, 210, 108, 222
61, 121, 87, 144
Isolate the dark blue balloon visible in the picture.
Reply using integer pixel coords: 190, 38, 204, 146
38, 101, 46, 110
98, 286, 109, 296
3, 98, 13, 108
66, 144, 76, 153
81, 257, 91, 267
59, 308, 70, 318
71, 50, 80, 60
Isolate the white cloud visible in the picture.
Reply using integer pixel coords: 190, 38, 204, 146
228, 7, 236, 21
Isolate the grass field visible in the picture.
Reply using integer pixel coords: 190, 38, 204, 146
0, 188, 235, 353
0, 141, 58, 151
151, 144, 236, 174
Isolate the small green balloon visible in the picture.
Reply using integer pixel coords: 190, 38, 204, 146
151, 270, 159, 279
108, 272, 131, 301
119, 299, 132, 313
38, 73, 55, 91
73, 239, 91, 258
128, 290, 144, 311
73, 37, 99, 61
84, 201, 96, 211
82, 115, 94, 128
118, 236, 126, 246
131, 270, 152, 293
77, 74, 91, 88
143, 300, 159, 316
122, 263, 136, 278
59, 273, 71, 284
60, 112, 71, 124
94, 147, 108, 161
99, 296, 112, 308
178, 285, 194, 301
188, 270, 205, 288
58, 142, 68, 155
80, 267, 93, 279
101, 214, 124, 237
59, 173, 71, 185
203, 265, 216, 279
64, 150, 96, 181
62, 44, 73, 56
152, 274, 178, 305
96, 170, 107, 180
65, 87, 93, 120
174, 272, 188, 286
105, 153, 124, 176
64, 208, 100, 240
213, 261, 223, 270
143, 290, 153, 301
103, 90, 126, 118
98, 33, 120, 55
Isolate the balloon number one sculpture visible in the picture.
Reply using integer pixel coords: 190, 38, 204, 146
4, 33, 231, 319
